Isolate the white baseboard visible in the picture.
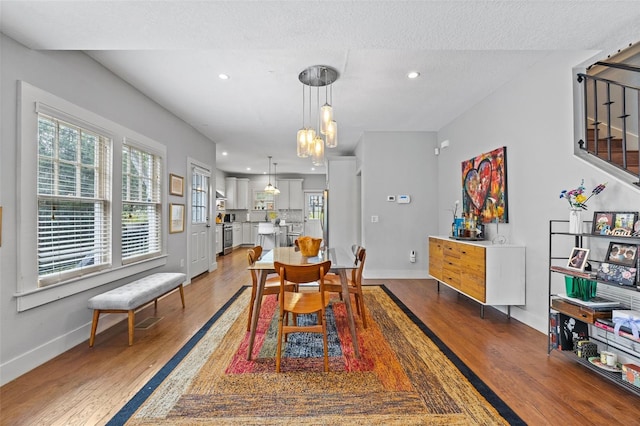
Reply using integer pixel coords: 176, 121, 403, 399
0, 312, 124, 386
362, 269, 430, 279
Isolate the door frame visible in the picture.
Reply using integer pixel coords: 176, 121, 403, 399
186, 157, 214, 282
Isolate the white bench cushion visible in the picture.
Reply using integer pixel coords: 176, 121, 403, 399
88, 272, 186, 311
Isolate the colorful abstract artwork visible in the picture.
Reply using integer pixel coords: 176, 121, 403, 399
461, 146, 508, 223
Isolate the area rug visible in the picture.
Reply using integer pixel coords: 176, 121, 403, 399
109, 286, 524, 425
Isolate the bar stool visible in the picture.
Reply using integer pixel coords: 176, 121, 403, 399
257, 222, 277, 248
287, 223, 303, 246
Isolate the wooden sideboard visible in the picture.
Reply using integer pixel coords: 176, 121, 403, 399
428, 236, 525, 317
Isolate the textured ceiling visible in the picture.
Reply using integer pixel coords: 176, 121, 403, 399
2, 1, 640, 175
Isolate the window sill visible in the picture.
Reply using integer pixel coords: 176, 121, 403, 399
14, 256, 167, 312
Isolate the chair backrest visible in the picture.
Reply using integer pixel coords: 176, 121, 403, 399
274, 260, 331, 288
247, 247, 259, 286
354, 248, 366, 284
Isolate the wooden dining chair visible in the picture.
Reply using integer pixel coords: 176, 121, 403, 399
274, 260, 332, 372
323, 247, 368, 328
246, 246, 296, 331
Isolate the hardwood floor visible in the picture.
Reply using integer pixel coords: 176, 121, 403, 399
1, 247, 639, 425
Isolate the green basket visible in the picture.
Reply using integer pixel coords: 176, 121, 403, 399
564, 276, 597, 301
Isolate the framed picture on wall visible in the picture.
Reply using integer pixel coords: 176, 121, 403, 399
170, 174, 184, 196
170, 203, 185, 233
461, 146, 508, 224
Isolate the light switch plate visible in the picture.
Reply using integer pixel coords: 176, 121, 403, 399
387, 195, 395, 202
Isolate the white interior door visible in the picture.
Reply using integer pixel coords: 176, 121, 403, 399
190, 165, 211, 278
304, 191, 323, 239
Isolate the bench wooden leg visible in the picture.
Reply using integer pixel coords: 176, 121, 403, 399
179, 284, 185, 308
89, 310, 100, 347
128, 310, 135, 346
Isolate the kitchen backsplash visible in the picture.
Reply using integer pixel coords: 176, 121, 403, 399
228, 209, 304, 223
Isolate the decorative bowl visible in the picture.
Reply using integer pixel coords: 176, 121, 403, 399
297, 236, 322, 257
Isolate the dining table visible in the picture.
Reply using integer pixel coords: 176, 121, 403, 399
247, 246, 361, 360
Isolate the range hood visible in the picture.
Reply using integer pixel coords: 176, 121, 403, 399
216, 191, 225, 199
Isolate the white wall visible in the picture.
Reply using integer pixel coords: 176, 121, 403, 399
0, 35, 215, 385
327, 157, 358, 250
437, 51, 640, 332
358, 132, 438, 278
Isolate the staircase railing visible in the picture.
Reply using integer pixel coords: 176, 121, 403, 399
576, 71, 640, 186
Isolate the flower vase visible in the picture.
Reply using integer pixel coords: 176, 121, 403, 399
569, 209, 582, 234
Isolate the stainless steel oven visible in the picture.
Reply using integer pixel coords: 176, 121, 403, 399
222, 223, 233, 255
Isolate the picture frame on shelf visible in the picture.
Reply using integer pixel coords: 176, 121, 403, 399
592, 211, 638, 236
567, 247, 589, 271
169, 203, 185, 233
591, 211, 614, 235
605, 242, 638, 267
596, 262, 638, 286
169, 173, 184, 197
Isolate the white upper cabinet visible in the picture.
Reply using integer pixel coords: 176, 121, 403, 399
276, 179, 303, 210
236, 178, 249, 210
225, 177, 237, 209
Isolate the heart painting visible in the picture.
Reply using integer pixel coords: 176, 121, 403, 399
464, 159, 492, 211
460, 146, 508, 223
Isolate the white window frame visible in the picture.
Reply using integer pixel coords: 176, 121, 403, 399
16, 81, 167, 312
36, 113, 113, 286
122, 139, 163, 264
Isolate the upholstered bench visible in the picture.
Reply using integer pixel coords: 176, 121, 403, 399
88, 272, 186, 347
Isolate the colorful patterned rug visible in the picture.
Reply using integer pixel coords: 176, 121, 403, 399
109, 286, 524, 425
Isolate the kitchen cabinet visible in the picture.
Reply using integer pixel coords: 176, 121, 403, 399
215, 224, 223, 254
242, 223, 253, 245
276, 179, 303, 210
236, 178, 249, 210
428, 236, 525, 317
225, 177, 237, 209
232, 222, 242, 248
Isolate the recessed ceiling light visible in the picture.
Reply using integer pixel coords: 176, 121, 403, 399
222, 151, 228, 156
218, 73, 230, 80
407, 71, 420, 79
311, 167, 316, 171
246, 167, 251, 171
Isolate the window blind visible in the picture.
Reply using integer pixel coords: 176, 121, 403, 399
122, 143, 162, 262
37, 114, 112, 286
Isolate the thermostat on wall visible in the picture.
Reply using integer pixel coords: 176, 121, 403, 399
397, 195, 411, 204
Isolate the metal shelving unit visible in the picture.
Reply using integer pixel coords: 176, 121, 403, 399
548, 219, 640, 395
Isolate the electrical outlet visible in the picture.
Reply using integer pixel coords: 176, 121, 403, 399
371, 215, 379, 223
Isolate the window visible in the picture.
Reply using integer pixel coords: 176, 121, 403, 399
18, 81, 167, 311
122, 142, 162, 262
37, 114, 112, 286
191, 167, 209, 225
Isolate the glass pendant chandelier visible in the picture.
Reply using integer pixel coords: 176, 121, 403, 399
320, 68, 333, 135
311, 135, 325, 166
264, 156, 276, 193
297, 65, 339, 165
325, 119, 338, 148
296, 83, 310, 158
